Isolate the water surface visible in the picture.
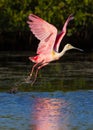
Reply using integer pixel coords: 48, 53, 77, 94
0, 51, 93, 130
0, 91, 93, 130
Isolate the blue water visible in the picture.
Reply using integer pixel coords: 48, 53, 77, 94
0, 51, 93, 130
0, 90, 93, 130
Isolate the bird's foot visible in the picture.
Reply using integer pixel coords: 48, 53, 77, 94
25, 76, 32, 83
30, 73, 32, 77
25, 76, 35, 86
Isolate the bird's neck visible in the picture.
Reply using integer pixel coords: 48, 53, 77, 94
58, 47, 67, 58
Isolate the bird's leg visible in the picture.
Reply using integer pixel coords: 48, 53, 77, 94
26, 63, 39, 82
31, 67, 39, 85
31, 63, 48, 85
26, 61, 43, 82
29, 63, 38, 77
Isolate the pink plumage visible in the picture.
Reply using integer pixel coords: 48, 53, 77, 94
27, 14, 57, 55
27, 14, 74, 85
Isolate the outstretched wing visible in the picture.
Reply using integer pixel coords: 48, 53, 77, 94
54, 14, 74, 52
27, 14, 57, 54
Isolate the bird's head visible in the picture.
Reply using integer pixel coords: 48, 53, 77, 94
64, 44, 83, 52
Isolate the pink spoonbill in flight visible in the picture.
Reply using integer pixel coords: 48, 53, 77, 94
27, 14, 82, 85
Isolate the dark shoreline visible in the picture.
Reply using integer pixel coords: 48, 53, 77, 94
0, 31, 93, 52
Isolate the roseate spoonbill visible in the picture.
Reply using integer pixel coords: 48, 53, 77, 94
27, 14, 82, 85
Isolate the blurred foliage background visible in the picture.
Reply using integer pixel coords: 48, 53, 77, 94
0, 0, 93, 51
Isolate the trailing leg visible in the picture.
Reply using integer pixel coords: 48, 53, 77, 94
29, 63, 38, 77
26, 63, 39, 82
31, 63, 48, 85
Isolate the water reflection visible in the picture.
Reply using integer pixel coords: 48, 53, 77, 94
31, 97, 70, 130
0, 51, 93, 92
0, 51, 93, 130
0, 91, 93, 130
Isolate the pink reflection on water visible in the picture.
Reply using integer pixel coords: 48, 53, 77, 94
31, 97, 70, 130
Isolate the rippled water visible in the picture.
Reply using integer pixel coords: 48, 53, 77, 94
0, 51, 93, 130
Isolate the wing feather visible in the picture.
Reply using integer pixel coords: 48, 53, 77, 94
27, 14, 57, 54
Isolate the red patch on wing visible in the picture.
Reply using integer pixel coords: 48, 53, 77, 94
33, 56, 38, 60
29, 56, 38, 63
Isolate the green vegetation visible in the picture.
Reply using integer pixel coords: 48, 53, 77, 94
0, 0, 93, 33
0, 0, 93, 51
